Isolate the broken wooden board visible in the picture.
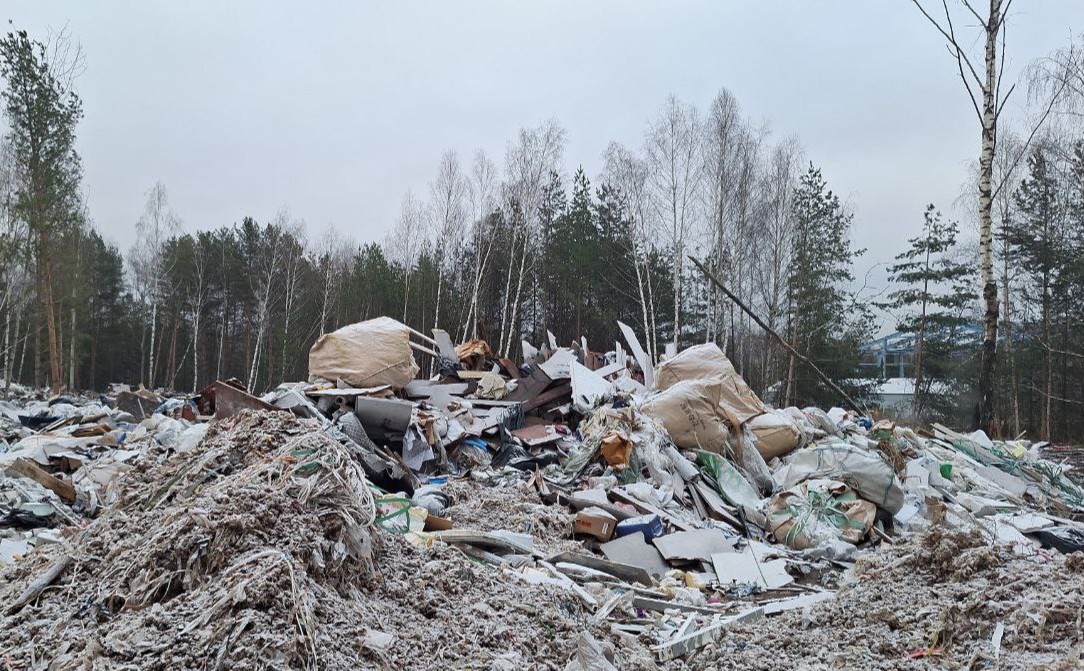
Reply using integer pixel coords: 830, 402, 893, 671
214, 382, 284, 420
511, 424, 563, 447
546, 551, 653, 586
9, 458, 76, 503
504, 366, 553, 403
521, 383, 572, 412
431, 530, 538, 557
498, 358, 522, 380
114, 390, 160, 420
652, 607, 764, 661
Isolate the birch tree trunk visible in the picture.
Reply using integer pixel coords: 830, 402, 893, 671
977, 2, 1000, 432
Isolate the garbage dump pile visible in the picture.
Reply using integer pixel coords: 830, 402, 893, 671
1, 316, 1083, 669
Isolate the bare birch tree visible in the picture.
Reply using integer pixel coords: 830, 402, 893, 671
129, 181, 181, 388
602, 141, 659, 359
314, 224, 351, 336
428, 150, 469, 331
278, 217, 307, 380
188, 232, 212, 392
461, 150, 498, 341
646, 96, 702, 351
499, 120, 565, 357
385, 191, 426, 321
246, 209, 287, 391
701, 90, 743, 347
909, 0, 1069, 431
754, 137, 803, 387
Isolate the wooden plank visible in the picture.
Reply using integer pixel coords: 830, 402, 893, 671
652, 608, 764, 661
10, 458, 76, 503
545, 551, 653, 586
504, 366, 552, 402
632, 596, 733, 616
521, 382, 572, 412
498, 358, 522, 380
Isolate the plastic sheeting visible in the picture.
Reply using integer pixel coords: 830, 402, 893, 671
775, 443, 905, 514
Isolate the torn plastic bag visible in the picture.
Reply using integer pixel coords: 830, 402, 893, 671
737, 425, 776, 495
1032, 526, 1084, 553
696, 450, 760, 512
564, 633, 618, 671
411, 485, 450, 517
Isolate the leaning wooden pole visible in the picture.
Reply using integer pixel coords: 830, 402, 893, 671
689, 256, 867, 415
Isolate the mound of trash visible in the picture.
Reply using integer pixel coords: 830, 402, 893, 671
0, 411, 632, 670
689, 530, 1084, 671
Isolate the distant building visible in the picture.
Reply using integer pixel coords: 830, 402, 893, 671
858, 326, 982, 379
857, 326, 979, 414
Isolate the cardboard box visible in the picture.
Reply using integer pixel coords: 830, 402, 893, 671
574, 507, 618, 541
423, 514, 454, 532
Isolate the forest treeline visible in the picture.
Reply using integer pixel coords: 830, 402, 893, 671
3, 27, 1084, 440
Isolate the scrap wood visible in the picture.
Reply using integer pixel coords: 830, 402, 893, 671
7, 555, 73, 614
546, 551, 653, 586
652, 607, 764, 661
9, 458, 76, 504
521, 383, 572, 412
498, 358, 522, 380
504, 366, 553, 403
631, 595, 735, 616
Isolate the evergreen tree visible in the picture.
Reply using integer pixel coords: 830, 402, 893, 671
784, 164, 874, 408
881, 205, 976, 421
0, 29, 85, 390
1008, 145, 1068, 438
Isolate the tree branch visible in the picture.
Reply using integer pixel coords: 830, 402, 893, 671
990, 73, 1069, 201
690, 255, 868, 415
958, 0, 985, 26
911, 0, 984, 122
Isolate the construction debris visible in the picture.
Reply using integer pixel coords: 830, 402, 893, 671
0, 319, 1082, 669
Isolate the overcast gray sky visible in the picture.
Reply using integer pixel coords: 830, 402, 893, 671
6, 1, 1082, 288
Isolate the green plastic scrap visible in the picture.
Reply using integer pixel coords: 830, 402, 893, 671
695, 450, 760, 510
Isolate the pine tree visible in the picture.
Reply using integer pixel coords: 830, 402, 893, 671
1008, 146, 1067, 439
785, 164, 874, 408
880, 205, 976, 421
0, 29, 85, 391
